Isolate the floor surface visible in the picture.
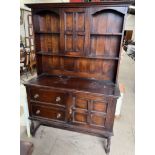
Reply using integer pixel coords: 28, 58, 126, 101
20, 51, 135, 155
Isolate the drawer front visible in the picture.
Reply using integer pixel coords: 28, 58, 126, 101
30, 87, 68, 106
31, 104, 65, 121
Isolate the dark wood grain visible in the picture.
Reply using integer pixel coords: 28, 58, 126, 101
25, 1, 132, 8
25, 74, 120, 97
25, 2, 131, 154
31, 5, 126, 83
29, 86, 68, 106
31, 104, 65, 121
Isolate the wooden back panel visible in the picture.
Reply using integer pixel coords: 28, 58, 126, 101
30, 3, 128, 83
40, 55, 117, 81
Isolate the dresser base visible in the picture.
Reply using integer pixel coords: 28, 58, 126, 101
30, 119, 112, 154
25, 74, 118, 154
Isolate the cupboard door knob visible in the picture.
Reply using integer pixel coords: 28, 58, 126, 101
69, 108, 72, 115
34, 94, 39, 99
57, 113, 61, 119
69, 106, 73, 122
56, 96, 61, 102
36, 110, 40, 114
69, 103, 74, 115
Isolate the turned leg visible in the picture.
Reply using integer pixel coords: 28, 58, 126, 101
30, 120, 41, 137
104, 137, 111, 155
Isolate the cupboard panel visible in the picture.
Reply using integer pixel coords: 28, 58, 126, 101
65, 12, 73, 31
63, 8, 86, 55
76, 12, 85, 32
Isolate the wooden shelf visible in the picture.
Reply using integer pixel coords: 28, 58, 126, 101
36, 51, 119, 60
35, 31, 60, 34
65, 31, 85, 36
35, 32, 122, 36
90, 33, 122, 36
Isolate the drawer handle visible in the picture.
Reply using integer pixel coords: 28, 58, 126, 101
34, 94, 39, 99
56, 96, 61, 102
36, 110, 40, 114
57, 113, 61, 119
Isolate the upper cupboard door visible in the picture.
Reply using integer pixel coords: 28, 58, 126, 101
61, 8, 88, 56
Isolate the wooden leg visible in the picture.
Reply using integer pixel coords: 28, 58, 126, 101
104, 137, 111, 155
30, 120, 41, 137
30, 120, 34, 136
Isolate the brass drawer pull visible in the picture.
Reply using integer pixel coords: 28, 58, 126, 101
36, 110, 40, 114
34, 94, 39, 99
56, 96, 61, 102
57, 113, 61, 119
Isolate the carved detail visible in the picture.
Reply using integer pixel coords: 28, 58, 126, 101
92, 7, 125, 16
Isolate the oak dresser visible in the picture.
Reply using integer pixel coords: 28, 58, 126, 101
25, 1, 131, 154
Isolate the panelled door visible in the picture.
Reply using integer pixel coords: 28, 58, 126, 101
69, 93, 110, 130
61, 8, 89, 56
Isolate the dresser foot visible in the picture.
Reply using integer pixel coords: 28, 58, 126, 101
30, 120, 41, 137
104, 137, 111, 155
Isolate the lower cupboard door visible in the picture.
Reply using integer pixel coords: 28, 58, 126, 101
90, 114, 106, 128
72, 111, 106, 129
71, 93, 117, 131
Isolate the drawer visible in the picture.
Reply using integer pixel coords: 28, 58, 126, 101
29, 87, 68, 106
31, 104, 65, 121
